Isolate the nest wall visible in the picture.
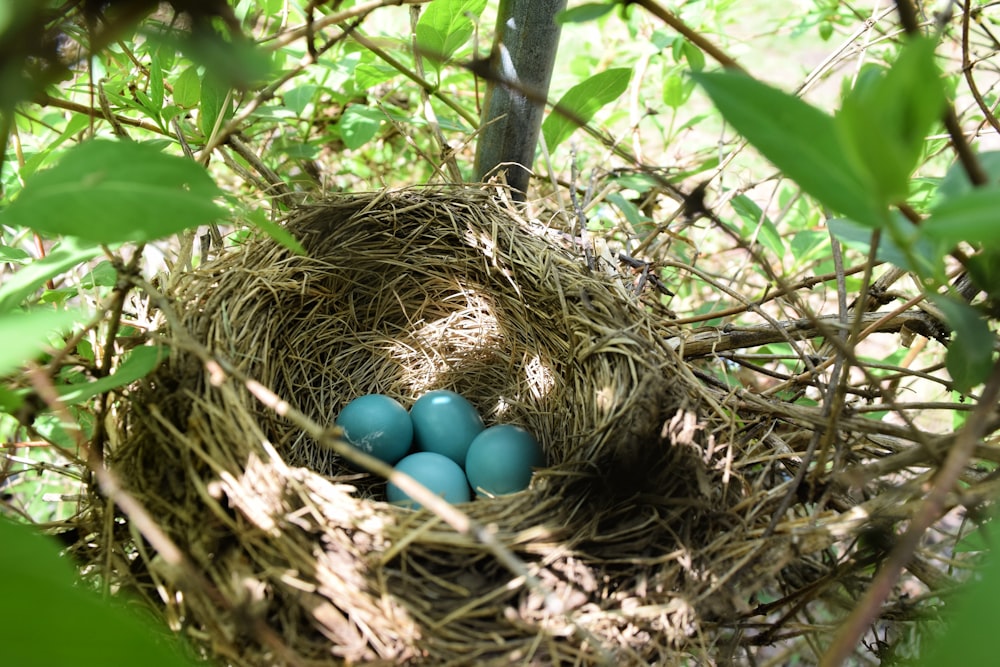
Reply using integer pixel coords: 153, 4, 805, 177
99, 188, 794, 665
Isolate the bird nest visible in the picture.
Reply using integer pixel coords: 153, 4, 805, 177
70, 187, 958, 665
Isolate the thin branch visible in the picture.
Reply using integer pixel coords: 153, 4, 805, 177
626, 0, 747, 73
962, 0, 1000, 135
667, 262, 877, 326
668, 310, 944, 358
196, 14, 369, 163
34, 93, 167, 135
820, 357, 1000, 666
261, 0, 429, 51
350, 30, 480, 128
895, 0, 988, 186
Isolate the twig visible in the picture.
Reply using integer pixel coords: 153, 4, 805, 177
659, 259, 822, 373
349, 30, 480, 128
625, 0, 746, 73
894, 0, 988, 186
666, 310, 943, 359
570, 158, 594, 272
961, 0, 1000, 135
820, 357, 1000, 666
89, 247, 146, 462
36, 93, 167, 135
667, 263, 876, 326
764, 233, 852, 536
408, 5, 462, 183
197, 16, 367, 164
227, 135, 297, 207
262, 0, 428, 51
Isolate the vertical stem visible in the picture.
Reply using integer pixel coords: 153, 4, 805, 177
474, 0, 567, 199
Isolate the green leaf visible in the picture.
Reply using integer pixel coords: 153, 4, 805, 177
835, 36, 946, 205
18, 115, 93, 183
682, 40, 706, 72
339, 105, 385, 150
790, 230, 830, 265
691, 70, 882, 227
935, 151, 1000, 202
542, 67, 632, 151
0, 308, 83, 377
80, 260, 118, 289
924, 187, 1000, 245
0, 519, 196, 667
415, 0, 488, 67
1, 140, 224, 244
199, 74, 234, 138
58, 345, 167, 405
252, 217, 306, 255
354, 60, 399, 90
662, 70, 695, 109
729, 194, 785, 256
0, 237, 100, 313
955, 524, 991, 553
606, 192, 652, 232
153, 28, 273, 91
557, 3, 615, 23
149, 51, 165, 112
0, 245, 30, 263
283, 84, 317, 116
829, 215, 945, 278
930, 295, 995, 392
966, 250, 1000, 302
0, 385, 26, 413
923, 536, 1000, 665
173, 65, 200, 108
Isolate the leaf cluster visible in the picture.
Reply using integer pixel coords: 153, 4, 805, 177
694, 35, 998, 392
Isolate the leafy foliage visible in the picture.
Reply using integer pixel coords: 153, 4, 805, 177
416, 0, 488, 71
694, 35, 995, 393
542, 67, 632, 151
692, 70, 882, 226
835, 37, 946, 205
0, 309, 83, 376
3, 140, 223, 243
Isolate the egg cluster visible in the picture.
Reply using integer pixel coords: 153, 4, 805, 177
335, 390, 545, 509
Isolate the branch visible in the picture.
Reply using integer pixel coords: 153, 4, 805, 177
626, 0, 746, 73
820, 357, 1000, 666
667, 310, 945, 359
895, 0, 988, 186
35, 94, 167, 135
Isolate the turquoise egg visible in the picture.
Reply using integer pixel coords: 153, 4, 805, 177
409, 390, 485, 465
465, 425, 545, 496
335, 394, 413, 465
386, 452, 471, 509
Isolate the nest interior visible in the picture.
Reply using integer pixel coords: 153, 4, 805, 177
96, 188, 828, 665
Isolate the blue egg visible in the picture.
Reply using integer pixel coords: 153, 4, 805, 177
386, 452, 471, 509
409, 390, 485, 465
465, 425, 545, 496
335, 394, 413, 465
